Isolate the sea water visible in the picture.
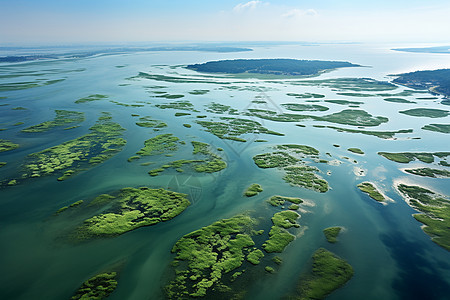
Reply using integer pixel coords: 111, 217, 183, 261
0, 43, 449, 300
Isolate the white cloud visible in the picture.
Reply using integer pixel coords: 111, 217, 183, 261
282, 8, 318, 18
233, 1, 264, 13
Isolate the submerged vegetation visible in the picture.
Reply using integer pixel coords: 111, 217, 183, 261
323, 227, 342, 243
133, 134, 180, 159
0, 139, 19, 152
247, 109, 388, 127
74, 187, 190, 238
71, 272, 118, 300
290, 248, 354, 299
253, 146, 329, 193
147, 141, 227, 176
75, 94, 108, 104
21, 110, 84, 133
196, 117, 284, 142
2, 113, 126, 185
397, 184, 450, 251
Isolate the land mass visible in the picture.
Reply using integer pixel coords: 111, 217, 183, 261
392, 69, 450, 98
186, 59, 359, 77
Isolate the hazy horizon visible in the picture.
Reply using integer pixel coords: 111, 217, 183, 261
1, 0, 450, 44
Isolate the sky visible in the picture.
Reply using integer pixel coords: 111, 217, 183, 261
1, 0, 450, 45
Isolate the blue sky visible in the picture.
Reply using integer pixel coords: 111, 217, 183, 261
1, 0, 450, 44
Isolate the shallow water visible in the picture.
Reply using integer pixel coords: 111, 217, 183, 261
1, 43, 449, 300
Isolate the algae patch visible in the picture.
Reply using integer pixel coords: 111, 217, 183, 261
71, 272, 118, 300
165, 215, 257, 298
2, 113, 126, 186
21, 110, 84, 133
290, 248, 354, 300
0, 139, 19, 152
74, 187, 190, 239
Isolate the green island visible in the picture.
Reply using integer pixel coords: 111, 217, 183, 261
263, 210, 300, 253
378, 151, 450, 164
267, 195, 304, 207
285, 78, 397, 92
289, 248, 354, 300
186, 59, 359, 77
0, 162, 6, 168
314, 125, 413, 139
392, 68, 450, 98
281, 103, 329, 112
357, 182, 386, 202
244, 183, 263, 197
253, 147, 329, 193
247, 108, 388, 127
0, 139, 19, 152
2, 113, 126, 185
324, 99, 363, 106
397, 184, 450, 251
153, 93, 184, 99
155, 100, 198, 111
73, 187, 190, 239
348, 148, 364, 155
283, 166, 329, 193
147, 141, 227, 176
196, 117, 284, 143
383, 97, 416, 104
205, 102, 239, 115
131, 134, 180, 160
247, 249, 265, 265
175, 112, 191, 117
399, 108, 449, 118
70, 272, 118, 300
21, 110, 85, 133
404, 168, 450, 178
253, 152, 299, 168
323, 227, 342, 243
422, 124, 450, 134
135, 116, 167, 129
165, 215, 258, 298
287, 93, 325, 99
75, 94, 108, 104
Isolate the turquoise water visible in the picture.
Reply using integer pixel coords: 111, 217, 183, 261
0, 43, 449, 300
